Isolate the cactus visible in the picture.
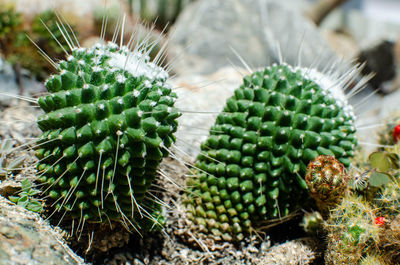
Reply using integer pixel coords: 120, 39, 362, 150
324, 195, 380, 265
305, 155, 349, 215
184, 63, 357, 241
374, 180, 400, 219
35, 41, 180, 231
300, 211, 323, 234
359, 254, 388, 265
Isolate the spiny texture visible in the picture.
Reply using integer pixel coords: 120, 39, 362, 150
325, 195, 379, 265
185, 64, 357, 241
359, 254, 388, 265
300, 211, 323, 234
375, 180, 400, 218
305, 155, 348, 214
35, 42, 180, 229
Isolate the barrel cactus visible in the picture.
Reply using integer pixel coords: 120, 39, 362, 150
184, 63, 357, 241
35, 41, 180, 231
305, 155, 349, 215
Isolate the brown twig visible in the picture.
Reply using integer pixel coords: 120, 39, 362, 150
306, 0, 350, 26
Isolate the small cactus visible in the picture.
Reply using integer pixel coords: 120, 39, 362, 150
324, 195, 380, 265
36, 41, 180, 231
184, 63, 357, 241
305, 155, 349, 215
374, 180, 400, 219
300, 211, 323, 234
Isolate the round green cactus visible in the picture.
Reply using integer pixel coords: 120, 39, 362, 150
35, 42, 180, 230
185, 63, 357, 241
305, 155, 349, 214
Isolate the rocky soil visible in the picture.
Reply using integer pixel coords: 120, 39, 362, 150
1, 0, 400, 264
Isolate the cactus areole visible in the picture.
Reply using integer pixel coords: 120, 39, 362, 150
35, 42, 180, 228
185, 64, 357, 241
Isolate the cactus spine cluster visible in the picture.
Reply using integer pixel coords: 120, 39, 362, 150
184, 63, 357, 241
305, 155, 348, 215
324, 195, 380, 265
35, 41, 180, 230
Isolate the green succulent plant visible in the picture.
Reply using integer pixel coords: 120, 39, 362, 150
300, 211, 323, 234
184, 63, 357, 241
9, 179, 43, 213
305, 155, 348, 215
324, 195, 379, 265
35, 41, 180, 231
374, 180, 400, 218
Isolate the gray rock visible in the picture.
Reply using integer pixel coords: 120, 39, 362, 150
172, 67, 246, 158
170, 0, 336, 75
0, 195, 85, 265
0, 59, 43, 106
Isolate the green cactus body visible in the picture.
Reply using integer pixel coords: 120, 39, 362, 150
300, 211, 323, 234
185, 63, 357, 241
36, 42, 180, 229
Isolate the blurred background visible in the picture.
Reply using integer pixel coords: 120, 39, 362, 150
0, 0, 400, 107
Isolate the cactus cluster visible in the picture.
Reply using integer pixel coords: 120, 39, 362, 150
374, 180, 400, 218
184, 63, 357, 241
324, 195, 380, 265
35, 41, 180, 229
305, 155, 349, 215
